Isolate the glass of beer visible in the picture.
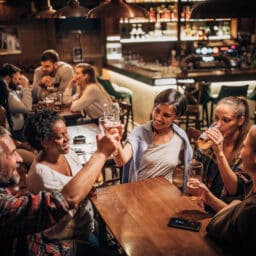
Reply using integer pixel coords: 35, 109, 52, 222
186, 159, 204, 206
197, 123, 219, 150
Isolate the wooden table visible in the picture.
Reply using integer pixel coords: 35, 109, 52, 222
32, 103, 82, 125
67, 123, 101, 165
91, 177, 224, 256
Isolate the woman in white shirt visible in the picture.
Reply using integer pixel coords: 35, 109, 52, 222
24, 109, 96, 243
63, 63, 112, 120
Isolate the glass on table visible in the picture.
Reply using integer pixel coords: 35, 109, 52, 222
186, 159, 204, 206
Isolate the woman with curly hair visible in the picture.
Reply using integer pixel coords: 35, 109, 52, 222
24, 109, 97, 244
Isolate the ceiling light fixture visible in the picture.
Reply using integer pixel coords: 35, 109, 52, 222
34, 0, 56, 19
53, 0, 89, 19
191, 0, 256, 19
88, 0, 149, 19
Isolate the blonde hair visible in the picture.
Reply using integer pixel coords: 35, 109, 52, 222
217, 96, 250, 165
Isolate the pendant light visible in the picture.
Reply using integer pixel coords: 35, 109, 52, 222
191, 0, 256, 19
53, 0, 89, 19
34, 0, 56, 19
88, 0, 149, 19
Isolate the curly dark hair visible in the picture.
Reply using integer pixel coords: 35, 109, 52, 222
24, 109, 64, 151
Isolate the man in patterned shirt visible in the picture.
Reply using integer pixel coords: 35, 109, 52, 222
0, 126, 120, 255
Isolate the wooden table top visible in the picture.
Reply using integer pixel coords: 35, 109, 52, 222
91, 177, 224, 256
32, 103, 82, 119
67, 123, 100, 165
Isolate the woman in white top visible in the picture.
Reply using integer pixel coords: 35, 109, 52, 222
63, 63, 112, 119
24, 109, 96, 243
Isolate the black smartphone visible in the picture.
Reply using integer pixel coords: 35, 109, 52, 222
168, 217, 201, 232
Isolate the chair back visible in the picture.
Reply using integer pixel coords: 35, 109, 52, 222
217, 85, 249, 100
97, 76, 117, 97
0, 105, 7, 128
119, 101, 132, 141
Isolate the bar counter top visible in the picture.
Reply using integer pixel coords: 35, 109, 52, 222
106, 60, 256, 85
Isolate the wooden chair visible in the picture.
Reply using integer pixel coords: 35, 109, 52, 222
119, 101, 132, 141
177, 81, 202, 130
101, 101, 131, 186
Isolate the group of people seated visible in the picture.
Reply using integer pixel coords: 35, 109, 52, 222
0, 48, 256, 255
0, 49, 113, 142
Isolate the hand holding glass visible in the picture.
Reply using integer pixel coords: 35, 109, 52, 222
99, 103, 121, 134
197, 123, 219, 150
186, 159, 204, 206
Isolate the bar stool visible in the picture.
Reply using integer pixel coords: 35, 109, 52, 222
177, 80, 210, 130
97, 76, 134, 127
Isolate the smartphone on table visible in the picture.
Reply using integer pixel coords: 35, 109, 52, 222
168, 217, 201, 232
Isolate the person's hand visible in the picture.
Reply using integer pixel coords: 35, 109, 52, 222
67, 77, 77, 89
96, 131, 121, 158
18, 75, 30, 89
187, 178, 211, 200
41, 75, 54, 88
104, 123, 123, 141
205, 127, 224, 156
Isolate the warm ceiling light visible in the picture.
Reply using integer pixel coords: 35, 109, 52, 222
53, 0, 89, 18
88, 0, 149, 19
191, 0, 256, 19
34, 0, 56, 19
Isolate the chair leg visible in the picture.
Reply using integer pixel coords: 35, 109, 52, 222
210, 102, 214, 124
130, 96, 134, 128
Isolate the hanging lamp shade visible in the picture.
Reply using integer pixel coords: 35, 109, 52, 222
34, 0, 56, 19
88, 0, 149, 19
191, 0, 256, 19
53, 0, 89, 18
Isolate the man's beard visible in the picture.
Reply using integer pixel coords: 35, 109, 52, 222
8, 81, 18, 91
0, 172, 20, 188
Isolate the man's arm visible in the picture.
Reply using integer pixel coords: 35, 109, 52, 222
58, 64, 74, 92
62, 132, 119, 208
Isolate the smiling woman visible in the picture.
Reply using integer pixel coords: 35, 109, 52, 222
23, 109, 97, 243
112, 88, 193, 188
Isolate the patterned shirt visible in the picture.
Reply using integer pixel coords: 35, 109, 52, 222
0, 188, 72, 255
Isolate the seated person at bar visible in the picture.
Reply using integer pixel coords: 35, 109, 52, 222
0, 63, 32, 141
113, 88, 193, 183
194, 125, 256, 255
194, 96, 252, 215
0, 76, 35, 168
62, 63, 112, 120
32, 49, 74, 102
24, 109, 100, 244
0, 126, 119, 255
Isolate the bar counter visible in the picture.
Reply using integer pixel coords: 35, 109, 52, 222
103, 61, 256, 124
106, 60, 256, 86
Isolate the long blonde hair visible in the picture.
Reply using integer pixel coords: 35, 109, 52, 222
217, 96, 250, 165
